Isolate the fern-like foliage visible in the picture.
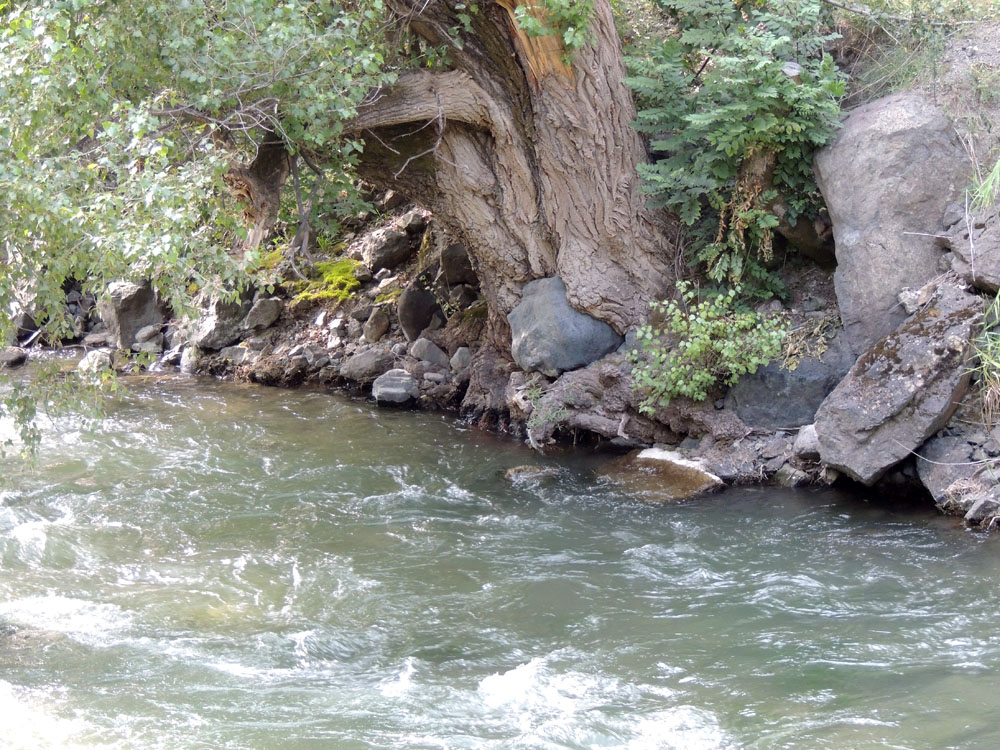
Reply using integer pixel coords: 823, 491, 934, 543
627, 0, 845, 295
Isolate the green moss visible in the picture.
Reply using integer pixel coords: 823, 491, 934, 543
250, 247, 285, 273
375, 288, 402, 305
292, 259, 362, 304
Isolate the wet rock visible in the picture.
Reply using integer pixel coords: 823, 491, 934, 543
774, 464, 810, 487
99, 280, 164, 350
362, 228, 412, 272
244, 297, 283, 331
77, 349, 111, 375
504, 465, 562, 483
600, 447, 723, 502
363, 308, 390, 343
0, 347, 28, 369
815, 283, 982, 485
397, 286, 442, 342
508, 276, 623, 377
372, 368, 420, 404
815, 93, 970, 354
340, 347, 394, 384
725, 330, 856, 429
410, 338, 450, 369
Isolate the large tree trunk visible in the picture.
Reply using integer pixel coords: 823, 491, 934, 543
346, 0, 677, 414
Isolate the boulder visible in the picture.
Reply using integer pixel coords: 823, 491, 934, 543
793, 424, 821, 460
814, 93, 970, 354
507, 276, 623, 377
439, 243, 478, 286
814, 283, 982, 485
725, 330, 856, 429
0, 347, 28, 369
915, 434, 978, 503
363, 308, 390, 343
98, 281, 164, 350
340, 347, 394, 383
372, 368, 420, 404
410, 338, 450, 369
180, 346, 204, 374
190, 296, 250, 351
11, 310, 37, 343
244, 297, 283, 331
949, 212, 1000, 292
218, 345, 249, 365
397, 286, 441, 342
362, 228, 411, 272
134, 324, 162, 344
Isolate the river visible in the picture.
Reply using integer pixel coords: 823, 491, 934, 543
1, 376, 999, 749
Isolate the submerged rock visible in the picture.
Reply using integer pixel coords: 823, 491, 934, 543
600, 447, 723, 502
815, 282, 982, 485
503, 465, 562, 483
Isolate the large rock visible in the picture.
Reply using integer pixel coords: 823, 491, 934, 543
915, 433, 978, 504
814, 282, 982, 485
507, 277, 623, 377
362, 228, 412, 272
725, 330, 856, 429
190, 296, 250, 351
410, 338, 450, 369
397, 286, 441, 342
243, 297, 283, 331
815, 93, 970, 354
340, 347, 394, 383
372, 368, 420, 404
98, 281, 164, 350
949, 211, 1000, 292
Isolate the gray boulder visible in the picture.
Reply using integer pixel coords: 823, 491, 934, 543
340, 347, 394, 383
793, 424, 821, 460
244, 297, 283, 331
814, 282, 982, 485
99, 281, 164, 350
915, 434, 977, 504
725, 330, 856, 429
372, 368, 420, 404
362, 228, 411, 272
180, 346, 203, 374
507, 276, 623, 377
410, 338, 450, 369
191, 296, 250, 351
949, 212, 1000, 292
76, 349, 111, 375
815, 93, 970, 354
397, 286, 441, 342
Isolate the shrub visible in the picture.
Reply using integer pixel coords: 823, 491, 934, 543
629, 281, 788, 413
627, 0, 845, 295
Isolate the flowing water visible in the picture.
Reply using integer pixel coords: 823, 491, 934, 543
1, 376, 1000, 749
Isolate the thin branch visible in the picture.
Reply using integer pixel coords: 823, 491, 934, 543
820, 0, 979, 27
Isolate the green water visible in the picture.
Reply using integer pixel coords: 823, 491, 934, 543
1, 377, 999, 749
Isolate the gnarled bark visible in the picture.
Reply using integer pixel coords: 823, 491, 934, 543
348, 0, 678, 413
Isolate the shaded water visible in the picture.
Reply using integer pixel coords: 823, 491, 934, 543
1, 377, 999, 749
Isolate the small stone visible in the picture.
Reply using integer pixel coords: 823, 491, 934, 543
793, 424, 820, 459
410, 338, 450, 369
377, 276, 397, 290
82, 332, 110, 348
424, 371, 447, 384
450, 346, 472, 372
351, 305, 374, 323
504, 465, 562, 483
353, 265, 373, 283
314, 311, 328, 327
244, 297, 283, 331
391, 342, 408, 357
363, 308, 390, 343
774, 464, 810, 487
